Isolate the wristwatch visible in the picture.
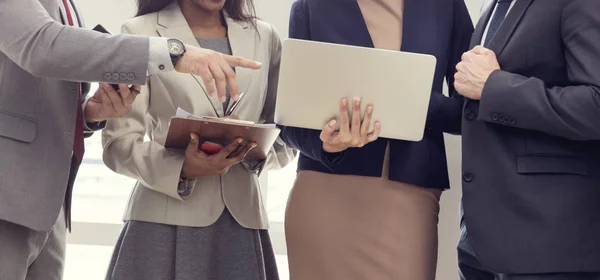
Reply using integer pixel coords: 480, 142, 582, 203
167, 38, 186, 67
177, 176, 191, 198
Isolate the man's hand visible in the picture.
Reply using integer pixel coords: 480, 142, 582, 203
84, 83, 140, 123
175, 45, 262, 103
454, 45, 501, 100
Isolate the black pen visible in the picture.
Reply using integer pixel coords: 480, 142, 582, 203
225, 92, 245, 116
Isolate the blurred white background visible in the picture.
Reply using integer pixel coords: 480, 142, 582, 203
66, 0, 483, 279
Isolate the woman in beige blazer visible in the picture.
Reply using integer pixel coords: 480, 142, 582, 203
101, 1, 295, 279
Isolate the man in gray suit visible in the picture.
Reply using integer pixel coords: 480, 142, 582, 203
454, 0, 600, 279
0, 0, 261, 279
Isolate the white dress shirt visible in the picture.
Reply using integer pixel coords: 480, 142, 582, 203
481, 0, 517, 45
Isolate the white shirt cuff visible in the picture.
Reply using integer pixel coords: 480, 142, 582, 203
147, 37, 174, 76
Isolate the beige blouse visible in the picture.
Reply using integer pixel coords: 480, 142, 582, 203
357, 0, 405, 177
357, 0, 404, 51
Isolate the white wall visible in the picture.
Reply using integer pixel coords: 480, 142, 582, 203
76, 1, 483, 279
435, 3, 479, 279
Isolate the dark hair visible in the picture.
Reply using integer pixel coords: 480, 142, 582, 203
136, 0, 257, 24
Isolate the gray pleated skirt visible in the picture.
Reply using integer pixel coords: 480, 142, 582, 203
105, 209, 279, 280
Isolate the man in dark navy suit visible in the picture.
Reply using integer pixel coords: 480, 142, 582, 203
454, 0, 600, 279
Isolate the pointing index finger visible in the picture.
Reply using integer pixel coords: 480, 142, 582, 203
222, 54, 262, 70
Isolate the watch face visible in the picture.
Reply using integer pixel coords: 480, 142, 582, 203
168, 40, 184, 56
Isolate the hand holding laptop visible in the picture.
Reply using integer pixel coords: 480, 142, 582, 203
321, 98, 381, 153
275, 39, 436, 142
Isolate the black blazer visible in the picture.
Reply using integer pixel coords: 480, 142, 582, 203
461, 0, 600, 274
279, 0, 474, 190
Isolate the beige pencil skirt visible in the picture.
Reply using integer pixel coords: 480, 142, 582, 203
285, 154, 442, 280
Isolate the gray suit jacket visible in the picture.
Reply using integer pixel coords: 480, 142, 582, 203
102, 3, 296, 230
0, 0, 151, 231
461, 0, 600, 274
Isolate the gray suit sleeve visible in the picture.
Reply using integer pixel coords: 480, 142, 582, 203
478, 0, 600, 141
0, 0, 149, 85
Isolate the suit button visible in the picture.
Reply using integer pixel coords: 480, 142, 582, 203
463, 173, 474, 182
127, 73, 135, 81
104, 73, 112, 81
492, 113, 499, 121
465, 110, 475, 121
509, 119, 516, 125
159, 64, 166, 70
119, 73, 128, 81
111, 73, 119, 80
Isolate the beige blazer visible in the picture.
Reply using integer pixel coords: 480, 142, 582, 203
102, 3, 296, 230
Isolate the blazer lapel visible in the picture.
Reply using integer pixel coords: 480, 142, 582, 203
223, 14, 255, 112
401, 0, 438, 54
351, 1, 375, 48
485, 0, 534, 57
470, 0, 496, 48
156, 3, 223, 116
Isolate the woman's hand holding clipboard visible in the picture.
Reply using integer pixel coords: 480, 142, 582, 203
181, 134, 257, 178
165, 108, 280, 160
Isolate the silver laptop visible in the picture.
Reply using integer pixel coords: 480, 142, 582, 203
275, 39, 437, 141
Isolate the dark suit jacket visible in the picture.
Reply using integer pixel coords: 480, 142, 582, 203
279, 0, 473, 190
461, 0, 600, 274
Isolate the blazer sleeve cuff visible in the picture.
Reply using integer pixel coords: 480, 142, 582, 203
477, 70, 520, 126
83, 120, 106, 132
157, 154, 190, 201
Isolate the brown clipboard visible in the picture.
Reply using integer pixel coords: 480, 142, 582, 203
164, 117, 281, 160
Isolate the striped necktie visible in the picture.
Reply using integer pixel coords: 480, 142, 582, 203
61, 0, 85, 164
484, 0, 513, 47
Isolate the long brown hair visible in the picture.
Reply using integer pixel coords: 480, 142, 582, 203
136, 0, 257, 23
